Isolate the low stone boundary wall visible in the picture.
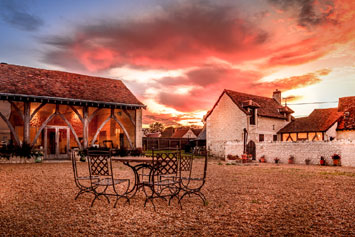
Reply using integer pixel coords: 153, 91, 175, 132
225, 140, 355, 167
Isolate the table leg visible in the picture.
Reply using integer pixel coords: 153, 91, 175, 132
123, 162, 152, 198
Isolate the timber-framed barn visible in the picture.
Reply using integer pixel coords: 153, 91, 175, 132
0, 63, 145, 159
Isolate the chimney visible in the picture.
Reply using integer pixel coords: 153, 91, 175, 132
273, 89, 281, 104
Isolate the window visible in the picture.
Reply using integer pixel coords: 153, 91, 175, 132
273, 135, 277, 141
250, 108, 256, 125
259, 134, 264, 142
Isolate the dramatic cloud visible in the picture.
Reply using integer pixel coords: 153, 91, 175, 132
149, 65, 329, 113
36, 0, 354, 125
0, 0, 43, 31
269, 0, 336, 27
42, 1, 268, 71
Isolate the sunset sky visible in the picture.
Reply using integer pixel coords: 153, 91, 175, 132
0, 0, 354, 126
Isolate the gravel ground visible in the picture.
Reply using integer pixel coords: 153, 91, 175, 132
0, 159, 355, 236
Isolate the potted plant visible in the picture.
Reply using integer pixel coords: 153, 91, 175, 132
32, 151, 44, 163
288, 155, 295, 164
274, 158, 280, 164
320, 156, 326, 166
331, 154, 341, 166
305, 158, 311, 165
259, 155, 266, 163
241, 153, 248, 163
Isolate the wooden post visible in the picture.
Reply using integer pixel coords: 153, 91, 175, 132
83, 106, 89, 149
23, 102, 31, 146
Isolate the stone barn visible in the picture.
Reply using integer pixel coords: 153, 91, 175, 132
0, 63, 144, 159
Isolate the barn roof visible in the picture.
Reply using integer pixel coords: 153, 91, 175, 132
278, 108, 343, 133
0, 63, 144, 108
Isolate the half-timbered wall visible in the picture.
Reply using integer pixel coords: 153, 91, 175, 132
2, 101, 140, 155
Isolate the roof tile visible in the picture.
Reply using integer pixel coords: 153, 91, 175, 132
0, 64, 144, 106
278, 108, 343, 133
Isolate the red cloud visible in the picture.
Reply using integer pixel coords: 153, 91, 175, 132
42, 2, 269, 71
152, 65, 329, 113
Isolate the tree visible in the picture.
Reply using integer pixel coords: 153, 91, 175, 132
149, 122, 164, 133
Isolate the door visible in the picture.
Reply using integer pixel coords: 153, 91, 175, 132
246, 140, 256, 160
44, 126, 70, 159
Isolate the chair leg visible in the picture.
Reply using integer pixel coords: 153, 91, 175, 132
75, 190, 84, 200
91, 194, 99, 207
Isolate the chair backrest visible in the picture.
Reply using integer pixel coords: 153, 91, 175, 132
179, 154, 193, 178
152, 149, 180, 176
87, 150, 113, 179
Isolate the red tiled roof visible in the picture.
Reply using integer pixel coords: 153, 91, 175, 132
0, 63, 144, 107
161, 127, 175, 138
225, 90, 291, 119
205, 90, 291, 120
146, 132, 161, 138
338, 96, 355, 112
278, 108, 343, 133
192, 128, 202, 136
171, 128, 189, 138
337, 107, 355, 130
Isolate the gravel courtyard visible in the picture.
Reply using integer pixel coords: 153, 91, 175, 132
0, 159, 354, 236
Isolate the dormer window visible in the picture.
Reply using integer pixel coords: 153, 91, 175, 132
250, 108, 256, 125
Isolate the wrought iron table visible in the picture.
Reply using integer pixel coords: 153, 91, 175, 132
112, 157, 153, 197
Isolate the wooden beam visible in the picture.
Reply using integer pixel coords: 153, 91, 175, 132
31, 113, 56, 147
123, 109, 135, 126
82, 106, 89, 149
88, 107, 102, 123
58, 113, 82, 150
9, 101, 24, 121
0, 111, 21, 147
30, 102, 47, 120
69, 105, 83, 123
91, 116, 111, 147
112, 110, 133, 149
23, 102, 31, 145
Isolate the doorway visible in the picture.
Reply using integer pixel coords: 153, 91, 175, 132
44, 126, 70, 159
246, 140, 256, 160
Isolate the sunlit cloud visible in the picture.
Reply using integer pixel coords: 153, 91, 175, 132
37, 0, 355, 126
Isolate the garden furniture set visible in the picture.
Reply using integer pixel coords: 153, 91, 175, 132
71, 148, 208, 210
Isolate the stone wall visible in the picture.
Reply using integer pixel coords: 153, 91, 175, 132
225, 140, 355, 167
337, 130, 355, 141
206, 94, 247, 157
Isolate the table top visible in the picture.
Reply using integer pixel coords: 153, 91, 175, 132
112, 156, 153, 163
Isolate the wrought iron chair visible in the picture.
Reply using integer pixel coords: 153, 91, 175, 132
87, 150, 130, 207
179, 152, 208, 207
71, 150, 99, 200
143, 149, 181, 210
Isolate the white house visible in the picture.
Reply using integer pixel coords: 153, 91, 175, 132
205, 89, 293, 158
